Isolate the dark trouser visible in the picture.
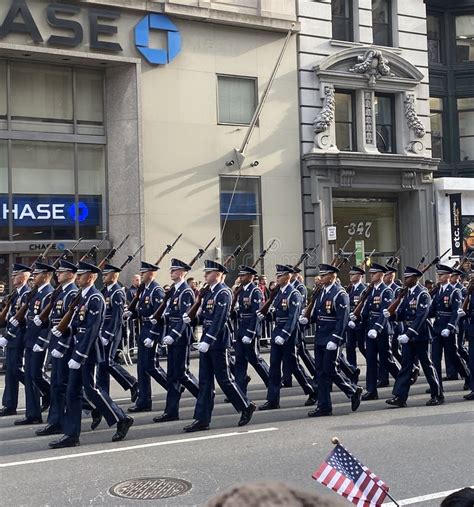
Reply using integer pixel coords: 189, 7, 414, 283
392, 341, 440, 401
338, 352, 358, 382
97, 339, 137, 394
346, 327, 366, 368
378, 334, 402, 384
194, 347, 249, 425
25, 348, 49, 420
63, 363, 126, 438
366, 332, 399, 395
135, 340, 167, 409
164, 343, 199, 418
457, 328, 470, 364
282, 330, 315, 382
432, 332, 470, 392
234, 338, 269, 395
47, 350, 71, 428
468, 337, 474, 392
2, 346, 25, 410
267, 335, 314, 404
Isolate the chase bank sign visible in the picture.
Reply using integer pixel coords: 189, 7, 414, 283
0, 1, 181, 65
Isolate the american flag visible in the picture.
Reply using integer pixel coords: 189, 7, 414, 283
313, 444, 389, 507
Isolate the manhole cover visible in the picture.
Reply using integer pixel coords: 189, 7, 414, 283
109, 477, 192, 500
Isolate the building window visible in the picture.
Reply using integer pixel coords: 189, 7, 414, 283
335, 91, 356, 152
375, 94, 395, 153
427, 14, 442, 64
372, 0, 392, 47
217, 75, 257, 125
331, 0, 353, 42
429, 97, 444, 159
455, 15, 474, 63
458, 97, 474, 161
220, 176, 262, 280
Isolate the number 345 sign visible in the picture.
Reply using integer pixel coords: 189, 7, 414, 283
345, 221, 372, 238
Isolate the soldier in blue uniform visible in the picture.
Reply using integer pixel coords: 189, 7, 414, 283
429, 264, 469, 399
153, 258, 199, 423
304, 264, 362, 417
183, 260, 256, 432
35, 260, 79, 436
386, 266, 442, 407
49, 261, 133, 448
345, 266, 367, 370
351, 263, 399, 401
12, 262, 54, 425
232, 265, 269, 396
127, 261, 167, 413
459, 280, 474, 401
258, 265, 316, 411
97, 264, 138, 404
0, 264, 31, 417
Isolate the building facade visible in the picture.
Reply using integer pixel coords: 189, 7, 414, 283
297, 0, 438, 281
0, 0, 302, 287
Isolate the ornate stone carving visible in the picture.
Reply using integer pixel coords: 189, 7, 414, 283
340, 169, 355, 187
313, 85, 336, 150
364, 92, 374, 145
404, 93, 425, 138
401, 171, 416, 189
349, 50, 393, 87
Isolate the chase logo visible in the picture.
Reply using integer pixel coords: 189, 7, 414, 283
134, 14, 181, 65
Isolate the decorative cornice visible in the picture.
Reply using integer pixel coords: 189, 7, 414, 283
349, 49, 394, 87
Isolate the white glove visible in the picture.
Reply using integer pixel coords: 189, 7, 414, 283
150, 318, 158, 326
256, 311, 265, 321
299, 316, 308, 325
347, 320, 356, 329
398, 334, 409, 344
52, 326, 62, 338
163, 336, 174, 346
326, 341, 338, 351
349, 312, 357, 322
458, 309, 466, 317
383, 309, 391, 318
274, 336, 285, 346
144, 338, 154, 348
32, 344, 44, 353
68, 359, 81, 369
9, 317, 19, 327
242, 336, 252, 345
123, 310, 132, 319
51, 349, 64, 359
198, 342, 210, 353
33, 316, 43, 327
441, 328, 450, 338
100, 336, 109, 346
182, 313, 191, 324
367, 329, 378, 339
0, 337, 8, 347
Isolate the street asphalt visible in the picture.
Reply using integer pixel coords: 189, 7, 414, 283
0, 352, 472, 506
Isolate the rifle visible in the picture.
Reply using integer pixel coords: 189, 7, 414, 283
79, 237, 108, 262
188, 236, 216, 268
120, 244, 144, 270
154, 233, 183, 267
331, 237, 352, 267
416, 250, 429, 270
52, 238, 84, 268
462, 275, 474, 312
222, 235, 252, 267
252, 239, 277, 269
97, 234, 129, 269
386, 247, 402, 269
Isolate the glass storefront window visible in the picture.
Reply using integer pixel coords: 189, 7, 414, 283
455, 15, 474, 63
76, 68, 104, 128
335, 91, 355, 151
458, 97, 474, 161
372, 0, 392, 47
430, 97, 443, 160
375, 94, 395, 153
0, 140, 8, 241
427, 14, 442, 64
0, 60, 6, 127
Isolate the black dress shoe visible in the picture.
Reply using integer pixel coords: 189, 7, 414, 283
426, 396, 444, 406
443, 375, 458, 381
112, 416, 134, 442
410, 367, 420, 385
49, 435, 80, 449
385, 397, 407, 408
281, 381, 293, 388
376, 380, 390, 388
0, 407, 17, 417
304, 394, 317, 407
127, 406, 151, 413
90, 409, 102, 430
362, 392, 378, 401
183, 420, 209, 433
223, 398, 230, 403
308, 408, 332, 417
351, 386, 363, 412
258, 401, 280, 411
463, 391, 474, 401
35, 424, 62, 436
41, 395, 51, 413
14, 417, 42, 426
130, 384, 139, 403
153, 413, 179, 423
238, 402, 256, 427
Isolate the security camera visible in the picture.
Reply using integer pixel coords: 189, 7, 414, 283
226, 160, 235, 166
250, 160, 259, 167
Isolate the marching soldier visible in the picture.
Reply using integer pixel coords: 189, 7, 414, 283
459, 281, 474, 401
97, 264, 138, 404
183, 260, 256, 432
258, 265, 316, 411
13, 262, 54, 426
0, 264, 31, 417
345, 266, 367, 370
126, 261, 167, 413
153, 258, 199, 423
232, 265, 269, 396
35, 260, 78, 436
49, 261, 133, 448
386, 266, 442, 407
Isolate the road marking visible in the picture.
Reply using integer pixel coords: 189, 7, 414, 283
0, 427, 278, 468
384, 486, 474, 506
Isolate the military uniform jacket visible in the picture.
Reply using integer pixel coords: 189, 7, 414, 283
5, 285, 30, 348
133, 281, 164, 340
199, 282, 233, 349
44, 282, 78, 351
361, 283, 393, 333
348, 282, 367, 331
428, 283, 461, 334
310, 283, 349, 346
269, 284, 301, 343
101, 282, 126, 343
464, 292, 474, 338
163, 281, 195, 346
395, 284, 431, 341
235, 282, 263, 341
24, 284, 54, 349
293, 280, 307, 305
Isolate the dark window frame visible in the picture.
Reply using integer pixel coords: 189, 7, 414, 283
334, 89, 357, 152
427, 13, 444, 64
457, 96, 474, 162
331, 0, 354, 42
372, 0, 393, 47
375, 93, 396, 154
429, 96, 444, 160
